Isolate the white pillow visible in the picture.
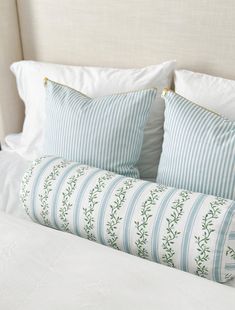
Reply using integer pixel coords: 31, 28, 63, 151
8, 60, 176, 181
174, 70, 235, 121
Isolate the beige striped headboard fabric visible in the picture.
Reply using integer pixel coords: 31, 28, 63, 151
1, 0, 235, 142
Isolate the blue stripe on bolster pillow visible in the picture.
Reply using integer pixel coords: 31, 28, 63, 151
20, 156, 235, 283
227, 233, 235, 272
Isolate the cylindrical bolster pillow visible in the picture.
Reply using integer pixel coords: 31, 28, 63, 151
20, 156, 235, 283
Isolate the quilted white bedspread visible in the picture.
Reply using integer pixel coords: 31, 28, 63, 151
0, 151, 234, 310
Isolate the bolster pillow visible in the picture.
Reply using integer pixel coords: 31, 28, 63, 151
20, 156, 235, 282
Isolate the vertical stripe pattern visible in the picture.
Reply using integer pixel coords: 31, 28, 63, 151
44, 79, 157, 179
157, 90, 235, 200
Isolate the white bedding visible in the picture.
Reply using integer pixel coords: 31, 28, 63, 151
0, 150, 234, 310
0, 150, 30, 220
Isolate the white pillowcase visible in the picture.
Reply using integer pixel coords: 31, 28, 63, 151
174, 70, 235, 121
8, 60, 176, 181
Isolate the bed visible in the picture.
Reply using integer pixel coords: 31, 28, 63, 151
0, 1, 235, 309
0, 150, 234, 310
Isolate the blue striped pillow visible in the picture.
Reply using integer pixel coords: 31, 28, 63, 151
43, 79, 157, 178
157, 90, 235, 200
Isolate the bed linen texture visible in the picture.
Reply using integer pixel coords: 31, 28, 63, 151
0, 211, 235, 310
174, 70, 235, 121
0, 151, 29, 220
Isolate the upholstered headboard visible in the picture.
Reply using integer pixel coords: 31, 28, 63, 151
1, 0, 235, 142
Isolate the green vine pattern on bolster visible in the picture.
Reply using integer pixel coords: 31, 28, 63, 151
225, 244, 234, 281
39, 160, 70, 226
226, 246, 235, 260
106, 179, 137, 249
84, 172, 115, 241
194, 197, 226, 278
135, 184, 167, 259
162, 190, 191, 268
225, 273, 233, 280
20, 157, 46, 216
59, 166, 89, 232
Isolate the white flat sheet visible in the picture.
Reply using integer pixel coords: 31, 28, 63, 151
0, 150, 234, 310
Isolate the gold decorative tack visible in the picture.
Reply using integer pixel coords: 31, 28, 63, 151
161, 87, 171, 97
44, 77, 48, 86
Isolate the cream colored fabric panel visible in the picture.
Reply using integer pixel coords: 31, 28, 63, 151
0, 0, 23, 142
17, 0, 235, 79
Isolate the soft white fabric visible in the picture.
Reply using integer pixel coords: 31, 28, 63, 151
8, 60, 176, 181
0, 151, 29, 220
174, 70, 235, 121
0, 211, 235, 310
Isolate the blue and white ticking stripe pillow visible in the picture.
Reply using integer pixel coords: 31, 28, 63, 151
43, 79, 157, 178
157, 89, 235, 200
20, 156, 235, 283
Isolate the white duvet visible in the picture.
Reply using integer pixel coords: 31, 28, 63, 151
0, 150, 234, 310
